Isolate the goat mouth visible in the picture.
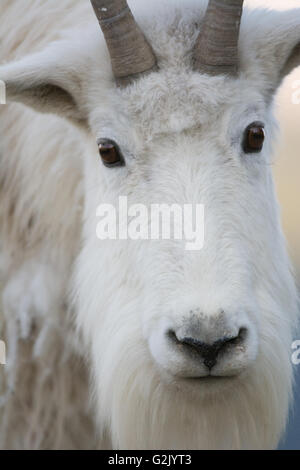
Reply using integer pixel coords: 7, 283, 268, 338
168, 374, 240, 395
186, 375, 234, 381
183, 375, 239, 385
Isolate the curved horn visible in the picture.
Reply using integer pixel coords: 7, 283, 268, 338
193, 0, 244, 76
91, 0, 157, 86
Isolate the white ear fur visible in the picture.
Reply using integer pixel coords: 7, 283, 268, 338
281, 41, 300, 80
0, 42, 86, 123
240, 8, 300, 96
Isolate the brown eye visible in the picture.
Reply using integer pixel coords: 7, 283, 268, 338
243, 122, 265, 154
98, 139, 125, 167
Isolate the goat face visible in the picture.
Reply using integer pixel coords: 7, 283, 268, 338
84, 73, 266, 387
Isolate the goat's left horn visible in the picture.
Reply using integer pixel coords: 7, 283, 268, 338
193, 0, 244, 76
91, 0, 157, 86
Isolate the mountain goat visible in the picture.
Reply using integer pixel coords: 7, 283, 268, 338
0, 0, 299, 450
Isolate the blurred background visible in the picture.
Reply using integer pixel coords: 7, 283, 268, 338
250, 0, 300, 451
275, 70, 300, 450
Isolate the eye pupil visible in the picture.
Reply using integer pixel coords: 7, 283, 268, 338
99, 143, 118, 163
98, 139, 124, 167
243, 122, 265, 154
249, 128, 264, 146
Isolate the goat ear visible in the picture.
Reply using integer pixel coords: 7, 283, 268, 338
241, 8, 300, 96
0, 45, 86, 124
281, 42, 300, 81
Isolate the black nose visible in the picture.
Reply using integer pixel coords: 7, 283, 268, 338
177, 333, 243, 370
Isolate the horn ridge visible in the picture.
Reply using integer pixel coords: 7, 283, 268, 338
91, 0, 157, 87
193, 0, 244, 76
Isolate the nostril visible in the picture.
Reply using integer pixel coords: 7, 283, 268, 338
227, 327, 248, 346
167, 329, 180, 344
180, 337, 220, 370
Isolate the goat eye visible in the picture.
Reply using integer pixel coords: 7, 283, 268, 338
243, 122, 265, 154
98, 139, 124, 167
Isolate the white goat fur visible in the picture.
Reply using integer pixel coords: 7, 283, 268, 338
0, 0, 299, 449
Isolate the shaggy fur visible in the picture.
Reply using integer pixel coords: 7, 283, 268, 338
0, 0, 299, 449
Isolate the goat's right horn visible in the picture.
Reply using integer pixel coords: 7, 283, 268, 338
91, 0, 157, 87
